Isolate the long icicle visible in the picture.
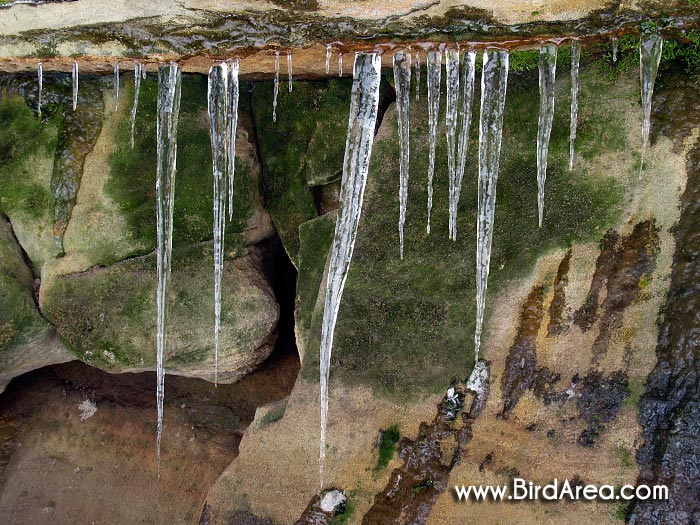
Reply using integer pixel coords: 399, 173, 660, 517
227, 59, 240, 222
415, 49, 421, 100
155, 63, 182, 475
208, 62, 229, 388
72, 60, 78, 111
426, 49, 442, 234
444, 48, 460, 241
287, 51, 293, 92
474, 49, 509, 362
130, 63, 142, 150
37, 62, 42, 117
569, 42, 580, 171
612, 36, 619, 63
319, 53, 382, 489
639, 33, 663, 177
451, 50, 476, 241
338, 53, 343, 77
326, 44, 332, 75
114, 64, 120, 109
273, 51, 280, 122
393, 51, 411, 260
536, 44, 557, 228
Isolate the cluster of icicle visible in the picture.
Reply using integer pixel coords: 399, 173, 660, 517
317, 33, 665, 489
207, 59, 241, 387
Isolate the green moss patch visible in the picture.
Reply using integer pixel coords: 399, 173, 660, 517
301, 58, 629, 399
251, 79, 351, 263
106, 75, 258, 255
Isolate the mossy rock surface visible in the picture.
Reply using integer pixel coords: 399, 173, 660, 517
106, 75, 269, 258
42, 243, 279, 382
301, 56, 629, 399
0, 214, 47, 355
251, 79, 351, 263
295, 211, 336, 358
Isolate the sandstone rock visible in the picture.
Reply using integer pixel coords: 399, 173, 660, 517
0, 214, 74, 392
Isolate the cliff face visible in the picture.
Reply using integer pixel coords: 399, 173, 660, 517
0, 13, 698, 524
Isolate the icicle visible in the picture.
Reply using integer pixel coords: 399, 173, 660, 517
319, 53, 382, 489
142, 64, 147, 79
451, 50, 476, 241
326, 44, 332, 75
474, 49, 509, 362
445, 48, 460, 240
415, 50, 421, 100
426, 50, 442, 234
208, 62, 229, 388
393, 51, 411, 260
226, 59, 240, 222
155, 63, 182, 475
287, 51, 293, 93
72, 60, 78, 111
612, 36, 619, 63
338, 53, 343, 77
114, 64, 120, 109
569, 42, 580, 171
272, 51, 280, 123
37, 62, 42, 117
639, 33, 663, 176
536, 44, 557, 228
130, 63, 142, 150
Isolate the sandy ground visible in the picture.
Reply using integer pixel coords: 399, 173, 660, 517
0, 344, 299, 524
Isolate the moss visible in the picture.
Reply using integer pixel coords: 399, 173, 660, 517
0, 216, 47, 355
106, 75, 257, 256
251, 79, 351, 263
375, 424, 400, 470
301, 57, 628, 399
42, 242, 275, 371
328, 494, 355, 525
295, 213, 336, 341
0, 94, 58, 220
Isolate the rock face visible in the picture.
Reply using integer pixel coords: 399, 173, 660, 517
201, 44, 699, 525
0, 214, 73, 392
0, 73, 279, 386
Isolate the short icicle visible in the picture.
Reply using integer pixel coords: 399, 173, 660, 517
37, 62, 42, 116
569, 42, 580, 171
114, 64, 120, 109
273, 51, 280, 122
415, 49, 421, 100
130, 63, 142, 150
208, 62, 229, 388
451, 50, 476, 241
319, 53, 382, 489
155, 63, 182, 475
536, 44, 557, 228
326, 44, 332, 75
338, 53, 343, 77
426, 49, 442, 234
287, 51, 293, 92
72, 60, 78, 111
474, 48, 509, 362
226, 59, 240, 222
612, 36, 619, 63
639, 33, 663, 177
393, 51, 411, 260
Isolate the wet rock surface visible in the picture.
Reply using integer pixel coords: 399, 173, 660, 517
362, 366, 489, 525
631, 72, 700, 525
